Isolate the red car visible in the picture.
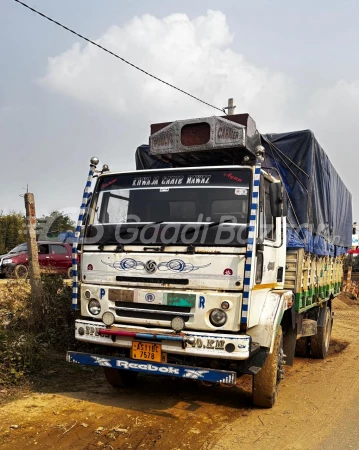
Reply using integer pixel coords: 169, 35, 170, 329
0, 241, 73, 279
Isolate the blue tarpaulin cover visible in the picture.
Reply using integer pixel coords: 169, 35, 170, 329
262, 130, 352, 256
135, 130, 352, 256
135, 144, 170, 170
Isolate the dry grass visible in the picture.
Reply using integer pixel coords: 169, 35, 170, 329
0, 276, 75, 386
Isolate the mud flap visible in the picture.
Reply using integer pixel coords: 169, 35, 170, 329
283, 325, 297, 366
318, 300, 332, 327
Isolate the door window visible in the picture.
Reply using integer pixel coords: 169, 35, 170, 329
264, 179, 276, 241
38, 244, 50, 255
51, 245, 68, 254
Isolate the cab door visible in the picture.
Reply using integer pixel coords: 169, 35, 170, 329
37, 244, 51, 271
261, 178, 280, 286
50, 244, 71, 273
253, 176, 284, 289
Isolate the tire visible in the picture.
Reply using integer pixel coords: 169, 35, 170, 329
103, 368, 138, 388
13, 264, 28, 279
310, 306, 332, 359
253, 327, 284, 408
295, 337, 309, 357
67, 267, 73, 279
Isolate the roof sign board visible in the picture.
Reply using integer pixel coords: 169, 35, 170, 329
149, 116, 246, 156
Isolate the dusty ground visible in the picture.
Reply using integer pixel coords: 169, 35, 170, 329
0, 295, 358, 450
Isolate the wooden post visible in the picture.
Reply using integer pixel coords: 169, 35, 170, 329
346, 265, 352, 291
24, 193, 42, 297
227, 98, 236, 115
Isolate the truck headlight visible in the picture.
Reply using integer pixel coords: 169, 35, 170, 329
3, 259, 12, 264
209, 309, 227, 327
88, 299, 101, 315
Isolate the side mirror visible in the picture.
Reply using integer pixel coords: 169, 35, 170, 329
269, 182, 288, 218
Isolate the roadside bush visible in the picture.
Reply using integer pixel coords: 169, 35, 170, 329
30, 274, 76, 350
0, 330, 46, 385
0, 276, 76, 386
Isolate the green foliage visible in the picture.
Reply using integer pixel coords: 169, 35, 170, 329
37, 210, 75, 240
0, 212, 25, 255
0, 210, 75, 254
352, 255, 359, 272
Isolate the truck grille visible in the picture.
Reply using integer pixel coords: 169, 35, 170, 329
116, 276, 189, 285
113, 302, 192, 322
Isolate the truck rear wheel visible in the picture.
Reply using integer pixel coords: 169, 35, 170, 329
252, 327, 283, 408
310, 306, 332, 359
103, 368, 138, 388
295, 337, 309, 357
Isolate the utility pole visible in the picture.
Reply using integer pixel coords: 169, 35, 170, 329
227, 98, 236, 115
24, 192, 42, 297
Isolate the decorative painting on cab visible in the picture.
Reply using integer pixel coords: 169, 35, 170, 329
97, 169, 251, 191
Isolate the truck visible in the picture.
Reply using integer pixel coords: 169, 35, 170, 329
67, 112, 352, 407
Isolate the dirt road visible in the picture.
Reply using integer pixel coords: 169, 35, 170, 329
0, 297, 358, 450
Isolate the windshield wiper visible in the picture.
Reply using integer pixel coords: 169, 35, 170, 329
97, 221, 163, 251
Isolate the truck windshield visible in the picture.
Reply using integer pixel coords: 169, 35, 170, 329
87, 169, 251, 247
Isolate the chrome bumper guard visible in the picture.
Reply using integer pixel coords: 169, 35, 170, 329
75, 319, 253, 360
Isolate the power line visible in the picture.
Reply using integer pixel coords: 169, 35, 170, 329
13, 0, 226, 114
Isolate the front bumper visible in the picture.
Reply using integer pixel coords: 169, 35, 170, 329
75, 319, 254, 360
0, 263, 14, 275
67, 351, 237, 384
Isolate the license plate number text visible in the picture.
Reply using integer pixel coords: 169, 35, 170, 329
132, 341, 162, 362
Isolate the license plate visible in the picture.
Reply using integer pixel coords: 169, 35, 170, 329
131, 341, 162, 363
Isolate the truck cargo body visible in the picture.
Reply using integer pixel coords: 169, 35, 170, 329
67, 114, 351, 407
262, 130, 352, 256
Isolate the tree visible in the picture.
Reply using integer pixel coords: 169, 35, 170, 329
0, 212, 25, 255
37, 210, 75, 240
352, 255, 359, 272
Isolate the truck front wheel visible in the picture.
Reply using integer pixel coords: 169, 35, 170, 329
252, 327, 284, 408
310, 306, 332, 359
103, 368, 138, 388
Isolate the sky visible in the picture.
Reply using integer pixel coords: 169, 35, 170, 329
1, 0, 359, 222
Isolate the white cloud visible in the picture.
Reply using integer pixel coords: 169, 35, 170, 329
307, 79, 359, 217
307, 78, 359, 171
308, 79, 359, 133
35, 9, 358, 218
39, 10, 293, 131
